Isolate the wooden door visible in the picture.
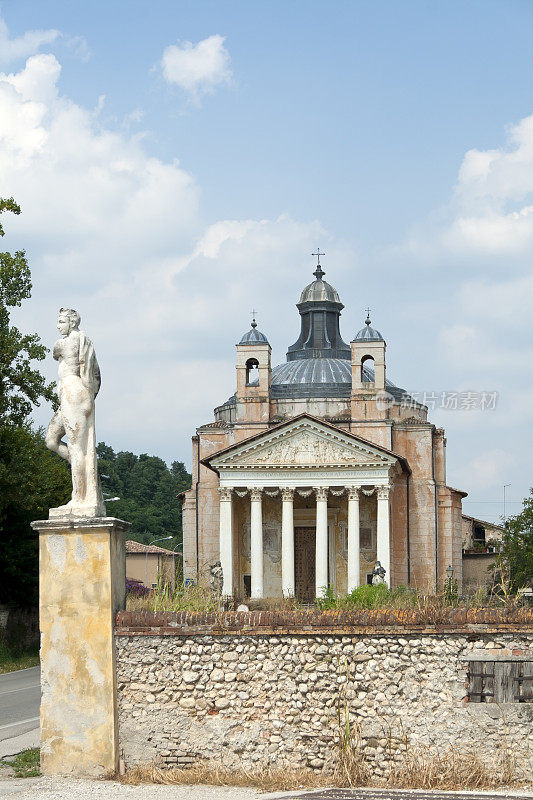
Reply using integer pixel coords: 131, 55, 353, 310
295, 527, 315, 603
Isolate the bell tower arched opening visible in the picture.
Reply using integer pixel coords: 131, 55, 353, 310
245, 358, 259, 386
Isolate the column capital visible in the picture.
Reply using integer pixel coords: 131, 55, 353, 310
347, 486, 361, 501
218, 486, 233, 501
281, 487, 295, 501
376, 484, 390, 500
314, 486, 329, 501
250, 487, 263, 501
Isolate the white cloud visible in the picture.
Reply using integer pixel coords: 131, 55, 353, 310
454, 449, 515, 494
1, 52, 338, 463
160, 35, 232, 101
444, 113, 533, 255
0, 14, 59, 64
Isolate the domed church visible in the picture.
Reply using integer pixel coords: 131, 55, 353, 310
182, 257, 466, 600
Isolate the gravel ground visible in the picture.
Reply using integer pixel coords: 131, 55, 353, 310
0, 777, 265, 799
1, 779, 532, 800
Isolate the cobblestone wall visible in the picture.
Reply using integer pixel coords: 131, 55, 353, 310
116, 627, 533, 778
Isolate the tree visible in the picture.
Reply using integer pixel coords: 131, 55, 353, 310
0, 198, 70, 607
500, 489, 533, 590
0, 198, 57, 425
95, 442, 191, 549
0, 427, 71, 607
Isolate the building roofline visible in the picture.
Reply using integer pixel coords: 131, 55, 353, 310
462, 514, 505, 530
446, 485, 469, 498
125, 540, 176, 555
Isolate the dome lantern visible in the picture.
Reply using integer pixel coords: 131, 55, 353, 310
287, 253, 350, 362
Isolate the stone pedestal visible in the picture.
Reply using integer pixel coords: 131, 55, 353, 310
31, 517, 130, 777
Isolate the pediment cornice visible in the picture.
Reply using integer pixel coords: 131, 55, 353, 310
207, 416, 400, 471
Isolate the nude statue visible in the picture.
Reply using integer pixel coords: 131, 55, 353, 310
45, 308, 105, 518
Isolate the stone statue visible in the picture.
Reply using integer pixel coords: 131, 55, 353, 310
45, 308, 105, 518
209, 561, 224, 595
371, 560, 386, 585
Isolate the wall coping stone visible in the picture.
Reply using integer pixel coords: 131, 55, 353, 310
115, 608, 533, 636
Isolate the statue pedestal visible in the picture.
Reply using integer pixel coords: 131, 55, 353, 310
31, 517, 130, 777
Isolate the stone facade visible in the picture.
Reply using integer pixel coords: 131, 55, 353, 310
182, 264, 471, 597
116, 621, 533, 780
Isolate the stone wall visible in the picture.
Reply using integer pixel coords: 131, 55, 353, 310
115, 612, 533, 780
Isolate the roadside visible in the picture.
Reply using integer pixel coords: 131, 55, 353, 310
0, 652, 39, 676
0, 778, 533, 800
0, 748, 40, 779
0, 666, 40, 760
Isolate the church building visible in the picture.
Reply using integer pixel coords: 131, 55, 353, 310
182, 258, 467, 600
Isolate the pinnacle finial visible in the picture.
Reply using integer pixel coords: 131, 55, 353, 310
365, 307, 371, 326
250, 309, 258, 328
311, 248, 325, 279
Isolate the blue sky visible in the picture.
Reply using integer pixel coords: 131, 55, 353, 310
2, 1, 533, 521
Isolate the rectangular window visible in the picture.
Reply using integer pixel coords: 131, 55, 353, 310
468, 661, 533, 703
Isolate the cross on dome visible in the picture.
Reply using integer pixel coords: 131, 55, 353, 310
311, 248, 325, 280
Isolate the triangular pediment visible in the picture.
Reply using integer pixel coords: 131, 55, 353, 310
208, 416, 399, 470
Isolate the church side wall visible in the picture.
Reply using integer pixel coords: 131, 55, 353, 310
437, 488, 464, 592
116, 620, 533, 780
390, 475, 409, 587
349, 419, 392, 450
394, 426, 437, 591
183, 428, 233, 584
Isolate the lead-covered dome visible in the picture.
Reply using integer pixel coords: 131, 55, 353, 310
238, 320, 269, 345
354, 313, 384, 342
270, 358, 404, 400
299, 265, 342, 304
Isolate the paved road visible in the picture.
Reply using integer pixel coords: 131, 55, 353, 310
0, 667, 40, 742
280, 791, 533, 799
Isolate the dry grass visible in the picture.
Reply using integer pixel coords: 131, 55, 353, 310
118, 744, 527, 792
387, 745, 520, 791
119, 763, 331, 791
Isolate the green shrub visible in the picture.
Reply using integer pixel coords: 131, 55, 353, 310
317, 583, 418, 610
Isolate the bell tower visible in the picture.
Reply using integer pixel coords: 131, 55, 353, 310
235, 317, 271, 431
351, 311, 386, 392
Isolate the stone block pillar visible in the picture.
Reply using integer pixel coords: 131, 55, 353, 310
347, 487, 361, 592
218, 487, 234, 596
376, 485, 391, 587
31, 516, 129, 777
250, 488, 264, 599
315, 487, 329, 598
281, 487, 295, 597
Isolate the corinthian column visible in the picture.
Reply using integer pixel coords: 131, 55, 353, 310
250, 487, 264, 599
281, 487, 295, 597
315, 486, 329, 598
347, 487, 361, 592
376, 484, 391, 587
219, 487, 233, 596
